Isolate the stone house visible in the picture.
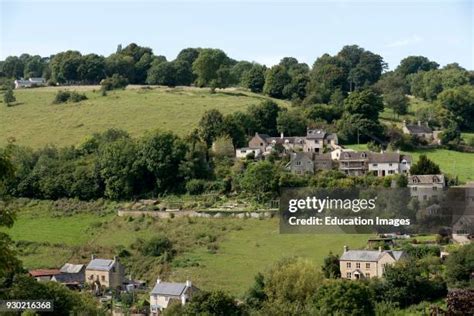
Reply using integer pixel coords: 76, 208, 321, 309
244, 129, 338, 157
340, 246, 406, 279
286, 152, 314, 175
367, 152, 411, 176
51, 263, 85, 289
85, 255, 124, 290
402, 120, 440, 144
336, 151, 412, 176
150, 279, 199, 315
408, 174, 446, 202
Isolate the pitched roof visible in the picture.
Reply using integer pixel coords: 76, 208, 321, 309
86, 259, 115, 271
405, 124, 432, 134
150, 282, 189, 296
291, 152, 313, 161
306, 129, 327, 139
339, 151, 370, 161
267, 137, 305, 145
254, 133, 270, 141
52, 273, 84, 284
29, 269, 61, 277
408, 174, 445, 185
340, 250, 405, 262
368, 152, 402, 163
60, 263, 84, 274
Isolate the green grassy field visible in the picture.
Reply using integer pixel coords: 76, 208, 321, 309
345, 144, 474, 182
0, 86, 288, 148
5, 200, 369, 297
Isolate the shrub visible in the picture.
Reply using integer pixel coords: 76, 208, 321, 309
140, 236, 173, 257
100, 74, 128, 91
53, 90, 87, 104
186, 179, 206, 195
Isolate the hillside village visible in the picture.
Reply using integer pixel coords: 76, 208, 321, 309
0, 6, 473, 312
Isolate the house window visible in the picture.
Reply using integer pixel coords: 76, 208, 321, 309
366, 273, 370, 278
260, 143, 263, 146
356, 262, 361, 269
346, 272, 351, 279
346, 262, 351, 268
366, 263, 370, 269
389, 163, 393, 167
101, 275, 105, 282
412, 187, 417, 191
388, 170, 394, 174
296, 161, 301, 166
433, 186, 437, 191
372, 164, 378, 167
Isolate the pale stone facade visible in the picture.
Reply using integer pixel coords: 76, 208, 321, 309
339, 246, 406, 279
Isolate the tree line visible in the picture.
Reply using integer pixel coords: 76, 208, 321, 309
0, 96, 448, 203
2, 43, 473, 133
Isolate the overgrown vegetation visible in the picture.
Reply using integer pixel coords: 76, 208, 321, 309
53, 90, 87, 104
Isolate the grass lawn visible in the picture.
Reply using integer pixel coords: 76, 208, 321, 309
0, 85, 288, 148
169, 219, 368, 296
5, 201, 370, 297
345, 144, 474, 182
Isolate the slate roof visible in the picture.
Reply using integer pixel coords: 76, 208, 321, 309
306, 129, 327, 139
254, 133, 271, 141
405, 124, 432, 134
408, 174, 445, 185
291, 152, 313, 161
151, 282, 189, 296
368, 152, 400, 163
267, 137, 305, 145
52, 273, 84, 284
60, 263, 84, 274
340, 250, 405, 262
86, 259, 115, 271
339, 151, 370, 161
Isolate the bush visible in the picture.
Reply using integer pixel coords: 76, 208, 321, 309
135, 236, 173, 257
53, 90, 87, 104
100, 74, 128, 91
186, 179, 207, 195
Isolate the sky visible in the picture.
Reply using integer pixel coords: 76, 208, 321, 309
0, 0, 473, 70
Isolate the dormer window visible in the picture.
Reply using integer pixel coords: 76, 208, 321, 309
361, 153, 367, 158
432, 176, 439, 183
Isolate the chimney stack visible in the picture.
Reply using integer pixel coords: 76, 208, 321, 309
91, 254, 95, 260
378, 246, 382, 253
343, 245, 348, 252
186, 280, 192, 288
425, 121, 429, 127
156, 279, 161, 284
113, 256, 118, 262
417, 120, 421, 126
280, 132, 284, 139
402, 120, 407, 127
